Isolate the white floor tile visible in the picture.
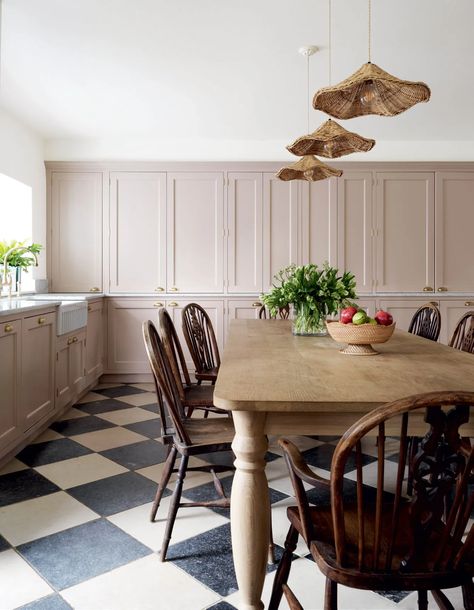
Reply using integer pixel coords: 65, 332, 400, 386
269, 498, 310, 557
96, 406, 157, 426
115, 392, 157, 407
137, 456, 217, 490
92, 383, 123, 390
345, 459, 408, 494
76, 391, 108, 404
399, 589, 464, 609
30, 428, 64, 444
0, 458, 28, 475
108, 499, 229, 552
0, 549, 53, 608
57, 407, 89, 421
265, 458, 328, 497
35, 453, 128, 489
0, 491, 99, 546
73, 427, 147, 452
130, 383, 155, 392
61, 553, 220, 610
268, 435, 324, 455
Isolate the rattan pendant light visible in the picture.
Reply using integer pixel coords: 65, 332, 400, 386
312, 0, 431, 119
277, 46, 342, 182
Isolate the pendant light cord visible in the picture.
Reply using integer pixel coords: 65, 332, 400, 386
306, 51, 310, 134
368, 0, 372, 62
328, 0, 332, 85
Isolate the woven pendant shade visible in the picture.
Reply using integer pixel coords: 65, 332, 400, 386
276, 155, 343, 182
312, 62, 431, 119
287, 118, 375, 158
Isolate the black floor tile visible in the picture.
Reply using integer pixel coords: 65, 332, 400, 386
168, 523, 284, 597
0, 534, 11, 551
96, 385, 147, 398
67, 471, 162, 516
305, 476, 393, 507
0, 469, 60, 507
124, 418, 162, 439
50, 415, 115, 437
17, 518, 152, 590
18, 593, 73, 610
138, 402, 159, 413
100, 439, 168, 470
375, 590, 410, 603
16, 438, 92, 467
302, 443, 376, 472
206, 603, 237, 610
76, 398, 134, 415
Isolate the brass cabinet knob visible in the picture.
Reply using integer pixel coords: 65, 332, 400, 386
465, 302, 474, 307
38, 317, 46, 325
4, 324, 13, 333
153, 302, 164, 308
87, 305, 92, 312
429, 301, 439, 307
154, 287, 164, 292
168, 302, 178, 307
437, 287, 448, 292
89, 287, 100, 292
423, 286, 433, 292
169, 287, 179, 292
67, 337, 73, 345
73, 336, 78, 343
252, 302, 262, 307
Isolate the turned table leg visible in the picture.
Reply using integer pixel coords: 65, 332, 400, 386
231, 411, 269, 610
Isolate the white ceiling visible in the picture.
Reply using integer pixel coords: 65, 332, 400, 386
1, 0, 473, 159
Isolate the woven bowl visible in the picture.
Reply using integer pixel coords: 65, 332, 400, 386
326, 321, 396, 356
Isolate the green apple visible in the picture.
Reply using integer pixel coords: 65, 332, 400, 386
367, 317, 378, 325
352, 311, 367, 325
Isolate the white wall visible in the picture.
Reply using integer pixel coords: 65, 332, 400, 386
0, 107, 46, 280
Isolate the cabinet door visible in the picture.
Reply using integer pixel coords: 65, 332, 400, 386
21, 312, 55, 429
377, 299, 438, 333
167, 173, 224, 293
375, 172, 434, 292
109, 172, 166, 293
301, 179, 338, 267
337, 172, 373, 293
354, 299, 377, 318
263, 174, 298, 291
439, 299, 474, 346
56, 334, 72, 411
227, 173, 263, 293
435, 172, 474, 293
85, 300, 104, 385
226, 299, 263, 341
0, 319, 21, 449
69, 331, 87, 397
51, 172, 103, 292
107, 299, 160, 373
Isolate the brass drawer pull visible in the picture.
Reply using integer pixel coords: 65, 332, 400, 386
168, 302, 178, 307
153, 302, 164, 308
169, 287, 179, 292
73, 336, 78, 343
38, 317, 46, 325
89, 287, 100, 292
154, 287, 164, 292
429, 302, 439, 307
437, 287, 448, 292
423, 286, 433, 292
4, 324, 13, 333
88, 305, 92, 312
67, 337, 73, 345
465, 302, 474, 307
252, 302, 262, 307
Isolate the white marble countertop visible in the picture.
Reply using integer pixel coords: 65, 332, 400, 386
0, 299, 61, 318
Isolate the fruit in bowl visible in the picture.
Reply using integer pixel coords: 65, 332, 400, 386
375, 310, 393, 326
340, 306, 358, 324
328, 309, 396, 356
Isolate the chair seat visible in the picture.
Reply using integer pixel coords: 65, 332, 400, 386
183, 383, 214, 407
287, 504, 471, 591
177, 417, 235, 454
195, 368, 219, 382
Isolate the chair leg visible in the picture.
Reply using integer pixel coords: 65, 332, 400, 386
324, 578, 337, 610
283, 584, 303, 610
268, 524, 299, 610
431, 589, 455, 610
462, 581, 474, 610
160, 454, 188, 562
268, 518, 276, 565
418, 590, 428, 610
407, 436, 420, 495
150, 446, 177, 522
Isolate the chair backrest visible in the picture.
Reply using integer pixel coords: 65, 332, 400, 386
158, 308, 191, 402
142, 320, 191, 446
182, 303, 220, 375
258, 305, 290, 320
449, 311, 474, 353
408, 302, 441, 341
281, 391, 474, 578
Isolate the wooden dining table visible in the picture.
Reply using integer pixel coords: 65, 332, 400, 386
213, 319, 474, 610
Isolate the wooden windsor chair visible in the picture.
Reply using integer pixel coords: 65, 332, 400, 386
269, 391, 474, 610
258, 305, 290, 320
182, 303, 220, 384
449, 311, 474, 354
408, 303, 442, 342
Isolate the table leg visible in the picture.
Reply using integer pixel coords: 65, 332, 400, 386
231, 411, 269, 610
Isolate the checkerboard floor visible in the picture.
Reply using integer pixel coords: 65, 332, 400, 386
0, 383, 466, 609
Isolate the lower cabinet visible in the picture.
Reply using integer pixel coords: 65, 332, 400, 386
439, 299, 474, 346
227, 299, 263, 322
85, 299, 104, 385
0, 319, 22, 448
56, 329, 87, 411
377, 299, 435, 333
20, 312, 56, 430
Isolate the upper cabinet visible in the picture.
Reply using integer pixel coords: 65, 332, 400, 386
435, 172, 474, 293
301, 178, 337, 268
167, 172, 224, 293
109, 172, 166, 293
375, 172, 434, 293
50, 172, 103, 293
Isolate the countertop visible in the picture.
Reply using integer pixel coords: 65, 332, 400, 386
0, 299, 61, 318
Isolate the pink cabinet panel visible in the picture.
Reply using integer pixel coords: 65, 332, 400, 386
301, 178, 338, 267
377, 299, 438, 333
85, 300, 104, 385
439, 299, 474, 346
0, 319, 22, 448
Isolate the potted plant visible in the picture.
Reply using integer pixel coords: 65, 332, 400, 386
0, 240, 42, 294
261, 263, 357, 335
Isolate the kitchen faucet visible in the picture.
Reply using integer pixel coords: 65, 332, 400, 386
1, 245, 39, 298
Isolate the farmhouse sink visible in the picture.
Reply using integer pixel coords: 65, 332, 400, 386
25, 296, 88, 335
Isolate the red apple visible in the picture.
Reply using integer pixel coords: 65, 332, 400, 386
375, 310, 393, 326
340, 306, 358, 324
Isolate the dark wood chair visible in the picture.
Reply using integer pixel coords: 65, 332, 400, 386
269, 391, 474, 610
182, 303, 220, 383
449, 311, 474, 354
408, 302, 441, 342
258, 304, 290, 320
158, 307, 226, 417
142, 319, 235, 561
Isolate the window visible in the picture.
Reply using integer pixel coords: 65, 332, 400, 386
0, 173, 34, 292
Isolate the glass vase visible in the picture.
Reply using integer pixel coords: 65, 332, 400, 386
291, 306, 328, 336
